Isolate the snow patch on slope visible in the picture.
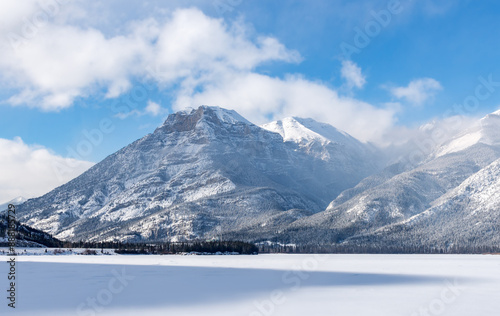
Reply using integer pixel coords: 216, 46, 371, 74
0, 196, 27, 210
209, 106, 252, 125
437, 110, 500, 156
400, 157, 500, 227
261, 117, 355, 146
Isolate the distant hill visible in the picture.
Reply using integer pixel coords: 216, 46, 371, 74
0, 213, 62, 247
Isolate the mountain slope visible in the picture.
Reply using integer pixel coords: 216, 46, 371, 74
0, 197, 27, 212
262, 117, 379, 161
347, 157, 500, 248
261, 117, 384, 193
16, 106, 379, 242
436, 109, 500, 157
279, 144, 499, 243
277, 110, 500, 245
0, 213, 62, 247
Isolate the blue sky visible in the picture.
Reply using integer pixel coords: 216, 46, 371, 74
1, 0, 500, 203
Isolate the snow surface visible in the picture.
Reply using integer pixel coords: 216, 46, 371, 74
210, 106, 252, 125
1, 254, 499, 316
0, 196, 26, 210
261, 117, 357, 146
436, 110, 500, 157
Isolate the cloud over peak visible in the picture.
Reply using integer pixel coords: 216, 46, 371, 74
0, 5, 398, 143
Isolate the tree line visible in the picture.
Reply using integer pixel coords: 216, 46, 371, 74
257, 243, 500, 254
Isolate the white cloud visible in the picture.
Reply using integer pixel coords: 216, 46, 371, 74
341, 60, 366, 89
115, 100, 166, 118
114, 110, 142, 119
0, 0, 41, 34
0, 137, 94, 204
1, 20, 156, 110
145, 100, 163, 116
1, 5, 398, 143
174, 72, 396, 143
0, 6, 299, 110
390, 78, 442, 106
152, 9, 301, 77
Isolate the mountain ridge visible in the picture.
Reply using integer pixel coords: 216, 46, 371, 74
14, 106, 500, 249
16, 105, 380, 242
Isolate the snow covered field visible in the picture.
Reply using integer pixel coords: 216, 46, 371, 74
1, 254, 499, 316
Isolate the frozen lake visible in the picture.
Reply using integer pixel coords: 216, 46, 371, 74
1, 254, 499, 315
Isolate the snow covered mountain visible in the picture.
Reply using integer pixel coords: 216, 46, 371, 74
277, 110, 500, 247
262, 117, 381, 165
262, 117, 367, 152
347, 157, 500, 248
0, 196, 27, 211
261, 117, 384, 195
16, 106, 379, 242
0, 213, 62, 247
14, 106, 500, 248
436, 109, 500, 157
280, 144, 500, 243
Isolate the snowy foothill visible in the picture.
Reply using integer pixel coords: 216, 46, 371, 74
1, 253, 499, 315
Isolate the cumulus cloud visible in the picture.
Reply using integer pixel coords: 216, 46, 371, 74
145, 101, 163, 116
0, 5, 299, 110
2, 21, 156, 110
390, 78, 443, 106
174, 72, 396, 143
341, 60, 366, 89
0, 5, 398, 143
0, 137, 94, 204
0, 0, 44, 34
115, 100, 166, 118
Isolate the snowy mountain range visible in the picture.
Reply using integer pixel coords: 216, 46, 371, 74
276, 109, 500, 247
12, 106, 500, 248
15, 106, 381, 242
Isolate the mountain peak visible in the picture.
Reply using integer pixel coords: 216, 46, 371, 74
490, 108, 500, 116
436, 109, 500, 157
161, 106, 252, 132
261, 116, 359, 147
0, 196, 27, 211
